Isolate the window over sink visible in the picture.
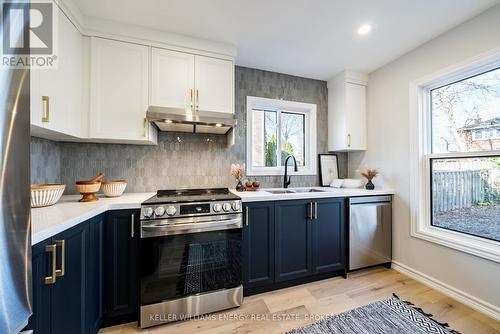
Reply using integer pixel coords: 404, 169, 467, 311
246, 96, 317, 176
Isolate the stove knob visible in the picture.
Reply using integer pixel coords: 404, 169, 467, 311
166, 206, 177, 216
213, 203, 222, 212
154, 206, 165, 217
143, 207, 154, 218
223, 202, 231, 212
232, 202, 241, 211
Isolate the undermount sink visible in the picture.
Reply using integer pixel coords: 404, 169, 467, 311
266, 189, 297, 194
292, 188, 325, 193
265, 188, 326, 194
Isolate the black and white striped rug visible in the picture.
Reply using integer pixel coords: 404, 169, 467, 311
287, 294, 459, 334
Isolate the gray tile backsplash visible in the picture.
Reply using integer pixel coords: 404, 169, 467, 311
31, 66, 347, 194
31, 137, 61, 184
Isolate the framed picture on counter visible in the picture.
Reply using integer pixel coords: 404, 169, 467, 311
318, 154, 339, 186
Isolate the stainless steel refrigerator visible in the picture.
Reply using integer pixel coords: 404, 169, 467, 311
0, 4, 33, 333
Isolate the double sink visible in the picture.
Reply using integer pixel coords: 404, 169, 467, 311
265, 188, 326, 194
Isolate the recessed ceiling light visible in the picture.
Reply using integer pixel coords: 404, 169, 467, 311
164, 119, 173, 123
358, 24, 372, 35
215, 123, 222, 127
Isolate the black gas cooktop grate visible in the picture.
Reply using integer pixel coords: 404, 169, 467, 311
157, 188, 230, 197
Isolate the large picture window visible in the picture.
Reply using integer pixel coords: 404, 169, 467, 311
410, 51, 500, 262
430, 67, 500, 242
246, 96, 317, 176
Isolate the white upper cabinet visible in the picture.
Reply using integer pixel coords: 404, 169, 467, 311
90, 37, 156, 144
30, 4, 234, 145
151, 49, 234, 114
151, 48, 195, 109
328, 70, 368, 152
194, 55, 233, 114
30, 7, 85, 139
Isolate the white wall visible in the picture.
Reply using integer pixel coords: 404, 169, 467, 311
349, 4, 500, 310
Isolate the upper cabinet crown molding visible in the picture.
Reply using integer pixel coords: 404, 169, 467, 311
327, 70, 368, 152
58, 0, 236, 59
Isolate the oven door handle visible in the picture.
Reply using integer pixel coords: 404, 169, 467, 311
141, 217, 242, 237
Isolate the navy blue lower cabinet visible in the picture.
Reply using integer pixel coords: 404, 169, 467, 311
50, 222, 88, 334
87, 214, 105, 333
275, 200, 313, 282
311, 198, 346, 274
102, 209, 140, 326
27, 215, 104, 334
27, 239, 52, 333
242, 202, 275, 291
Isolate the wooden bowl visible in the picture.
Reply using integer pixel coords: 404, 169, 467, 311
31, 184, 66, 208
75, 182, 101, 202
101, 180, 127, 197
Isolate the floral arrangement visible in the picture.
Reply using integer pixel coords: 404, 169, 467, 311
230, 163, 245, 181
361, 168, 379, 181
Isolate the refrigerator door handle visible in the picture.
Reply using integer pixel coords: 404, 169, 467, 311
44, 244, 57, 284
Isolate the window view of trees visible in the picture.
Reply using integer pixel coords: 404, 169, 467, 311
431, 67, 500, 153
251, 109, 305, 168
430, 67, 500, 242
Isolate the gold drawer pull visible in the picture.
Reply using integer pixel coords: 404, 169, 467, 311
42, 96, 50, 122
55, 240, 65, 277
195, 89, 199, 111
44, 244, 57, 285
189, 89, 193, 110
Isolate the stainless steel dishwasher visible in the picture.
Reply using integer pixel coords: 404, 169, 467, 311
349, 196, 392, 271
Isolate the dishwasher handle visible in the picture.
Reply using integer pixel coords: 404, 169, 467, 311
349, 196, 392, 205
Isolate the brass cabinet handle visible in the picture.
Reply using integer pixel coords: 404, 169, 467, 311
314, 202, 318, 220
245, 207, 249, 226
55, 240, 65, 277
131, 213, 135, 238
42, 96, 50, 122
189, 89, 193, 110
347, 133, 351, 147
143, 118, 148, 137
195, 89, 199, 111
44, 244, 57, 285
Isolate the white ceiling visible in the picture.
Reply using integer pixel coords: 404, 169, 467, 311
72, 0, 500, 80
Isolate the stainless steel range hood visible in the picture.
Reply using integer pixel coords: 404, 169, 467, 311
146, 106, 237, 135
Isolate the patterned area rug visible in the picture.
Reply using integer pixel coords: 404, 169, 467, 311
287, 294, 460, 334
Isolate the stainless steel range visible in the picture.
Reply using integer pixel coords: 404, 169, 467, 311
139, 188, 243, 328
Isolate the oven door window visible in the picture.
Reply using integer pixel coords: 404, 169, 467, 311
140, 229, 241, 305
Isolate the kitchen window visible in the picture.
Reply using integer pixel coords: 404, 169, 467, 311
246, 96, 317, 176
410, 51, 500, 262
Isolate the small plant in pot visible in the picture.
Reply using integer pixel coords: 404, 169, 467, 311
230, 163, 246, 192
361, 168, 379, 190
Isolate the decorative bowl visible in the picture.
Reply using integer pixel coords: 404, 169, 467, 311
75, 182, 101, 202
101, 180, 127, 197
341, 178, 364, 189
31, 184, 66, 208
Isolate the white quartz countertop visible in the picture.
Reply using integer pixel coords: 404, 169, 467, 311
31, 187, 394, 245
230, 187, 394, 202
31, 192, 155, 245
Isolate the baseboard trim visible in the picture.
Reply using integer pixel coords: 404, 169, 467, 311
391, 261, 500, 321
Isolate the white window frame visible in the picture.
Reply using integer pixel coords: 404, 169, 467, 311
409, 47, 500, 263
246, 96, 317, 176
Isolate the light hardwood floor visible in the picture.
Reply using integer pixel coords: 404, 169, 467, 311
100, 268, 500, 334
